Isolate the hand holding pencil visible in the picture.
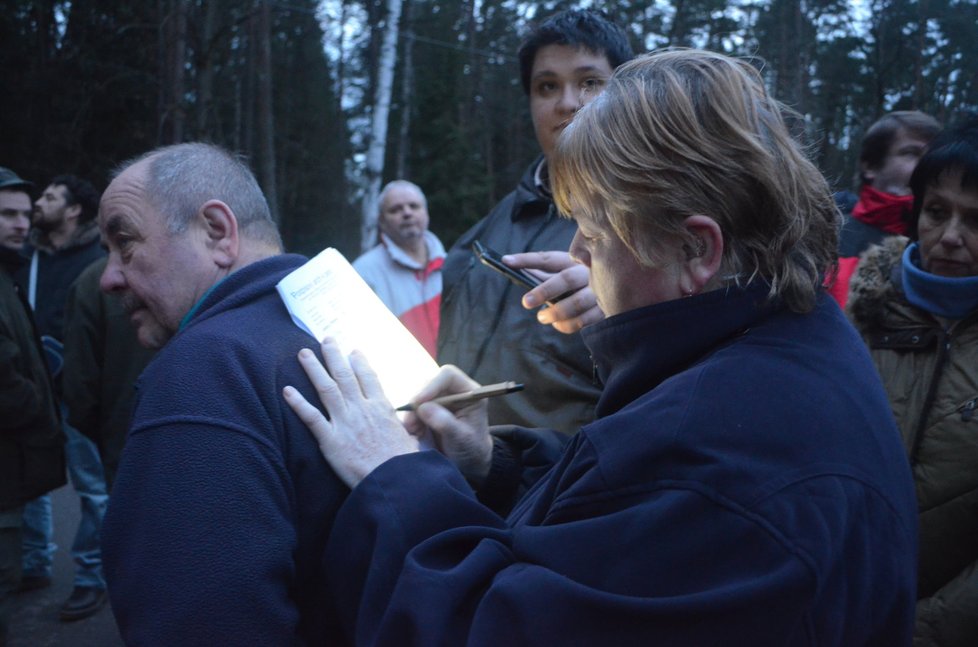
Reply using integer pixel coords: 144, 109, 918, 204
396, 381, 523, 412
284, 338, 508, 490
396, 365, 502, 489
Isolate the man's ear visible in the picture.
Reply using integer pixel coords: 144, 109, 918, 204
376, 211, 391, 238
680, 215, 724, 295
65, 203, 82, 223
198, 200, 239, 268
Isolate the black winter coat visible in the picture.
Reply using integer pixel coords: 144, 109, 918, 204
0, 247, 65, 510
437, 157, 600, 435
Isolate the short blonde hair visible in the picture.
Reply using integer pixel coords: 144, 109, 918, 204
551, 49, 839, 313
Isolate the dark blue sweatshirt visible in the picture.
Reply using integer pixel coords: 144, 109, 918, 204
326, 285, 917, 646
103, 254, 349, 646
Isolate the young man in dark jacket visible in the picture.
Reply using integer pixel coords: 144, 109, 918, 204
15, 174, 110, 621
0, 168, 65, 643
438, 9, 633, 434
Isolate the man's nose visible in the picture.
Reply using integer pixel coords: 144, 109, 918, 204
558, 85, 580, 112
99, 257, 125, 293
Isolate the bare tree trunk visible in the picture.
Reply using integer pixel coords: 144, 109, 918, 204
243, 13, 256, 154
793, 0, 806, 115
476, 0, 493, 204
157, 0, 167, 143
456, 0, 476, 128
32, 0, 56, 64
666, 0, 687, 46
156, 0, 188, 144
256, 0, 279, 223
171, 0, 188, 143
336, 0, 349, 108
914, 0, 927, 107
396, 0, 414, 179
361, 0, 404, 253
196, 0, 218, 136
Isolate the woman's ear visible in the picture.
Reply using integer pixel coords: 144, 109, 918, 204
198, 200, 240, 269
680, 215, 723, 295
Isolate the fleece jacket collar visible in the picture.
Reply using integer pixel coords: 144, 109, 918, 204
177, 254, 307, 335
582, 281, 779, 418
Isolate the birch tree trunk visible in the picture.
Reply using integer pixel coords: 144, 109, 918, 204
361, 0, 403, 253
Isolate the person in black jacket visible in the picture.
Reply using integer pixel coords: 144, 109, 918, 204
0, 168, 64, 643
15, 174, 110, 621
437, 9, 633, 435
62, 257, 155, 490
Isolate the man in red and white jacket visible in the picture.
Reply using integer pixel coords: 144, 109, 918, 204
354, 180, 444, 357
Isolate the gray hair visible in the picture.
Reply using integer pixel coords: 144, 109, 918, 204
378, 180, 427, 215
114, 142, 283, 250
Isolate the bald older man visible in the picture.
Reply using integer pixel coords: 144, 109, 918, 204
97, 143, 348, 646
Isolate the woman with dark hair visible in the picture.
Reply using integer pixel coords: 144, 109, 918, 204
284, 50, 917, 645
848, 117, 978, 647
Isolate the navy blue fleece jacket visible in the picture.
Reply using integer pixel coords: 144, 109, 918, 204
102, 254, 349, 646
326, 285, 918, 646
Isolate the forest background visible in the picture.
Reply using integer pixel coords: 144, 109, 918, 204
3, 0, 977, 260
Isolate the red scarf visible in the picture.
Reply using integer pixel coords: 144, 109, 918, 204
851, 185, 913, 235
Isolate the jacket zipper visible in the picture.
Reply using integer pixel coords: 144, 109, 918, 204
958, 398, 977, 422
909, 330, 950, 465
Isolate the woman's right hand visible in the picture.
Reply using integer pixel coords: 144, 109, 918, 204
404, 365, 493, 489
502, 250, 605, 333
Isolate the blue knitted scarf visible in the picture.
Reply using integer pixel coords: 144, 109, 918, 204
902, 242, 978, 319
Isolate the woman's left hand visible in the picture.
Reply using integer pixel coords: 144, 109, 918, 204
283, 337, 419, 489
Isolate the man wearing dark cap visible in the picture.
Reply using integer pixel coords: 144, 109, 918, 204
0, 167, 65, 642
15, 174, 110, 621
